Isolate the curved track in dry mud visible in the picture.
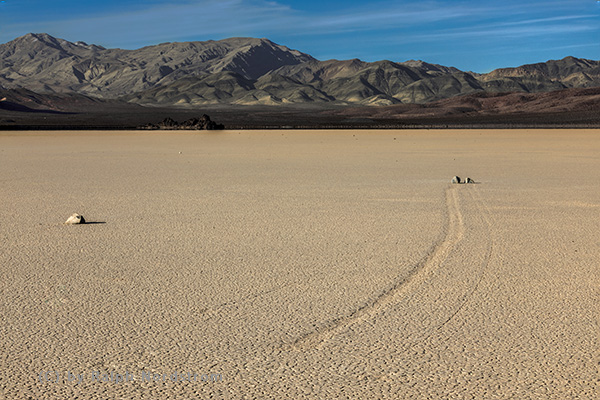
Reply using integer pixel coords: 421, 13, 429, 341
292, 185, 484, 350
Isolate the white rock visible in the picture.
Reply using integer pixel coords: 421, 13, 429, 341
65, 213, 85, 225
451, 176, 461, 184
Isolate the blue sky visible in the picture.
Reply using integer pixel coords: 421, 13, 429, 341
0, 0, 598, 72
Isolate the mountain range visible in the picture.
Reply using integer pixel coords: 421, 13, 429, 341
1, 33, 599, 108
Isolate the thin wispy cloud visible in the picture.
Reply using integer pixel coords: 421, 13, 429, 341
417, 23, 597, 42
548, 42, 600, 52
0, 0, 535, 45
1, 0, 293, 46
300, 5, 479, 31
492, 14, 594, 27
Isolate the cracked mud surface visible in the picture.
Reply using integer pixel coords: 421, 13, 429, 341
1, 129, 599, 399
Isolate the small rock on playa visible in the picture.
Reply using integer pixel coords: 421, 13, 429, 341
451, 176, 461, 184
65, 213, 86, 225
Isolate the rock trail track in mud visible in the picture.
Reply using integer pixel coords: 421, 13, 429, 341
292, 184, 495, 351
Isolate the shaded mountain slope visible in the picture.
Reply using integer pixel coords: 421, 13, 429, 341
0, 33, 315, 97
124, 55, 600, 106
484, 56, 600, 85
1, 33, 599, 106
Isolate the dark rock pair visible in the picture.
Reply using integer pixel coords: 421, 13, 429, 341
452, 176, 474, 184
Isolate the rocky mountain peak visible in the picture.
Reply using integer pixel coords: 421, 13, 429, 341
0, 33, 598, 106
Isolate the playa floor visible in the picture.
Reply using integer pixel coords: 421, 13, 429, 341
1, 130, 599, 399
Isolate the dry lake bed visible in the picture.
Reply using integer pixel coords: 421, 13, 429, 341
1, 129, 599, 399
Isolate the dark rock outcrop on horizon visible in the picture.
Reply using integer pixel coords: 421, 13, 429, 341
139, 115, 224, 130
0, 33, 599, 107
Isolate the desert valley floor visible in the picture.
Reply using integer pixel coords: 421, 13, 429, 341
0, 129, 599, 399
